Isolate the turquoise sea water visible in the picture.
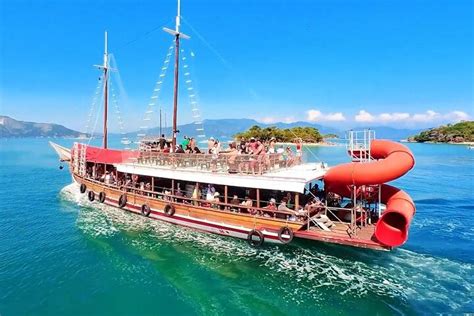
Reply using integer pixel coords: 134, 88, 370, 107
0, 137, 473, 315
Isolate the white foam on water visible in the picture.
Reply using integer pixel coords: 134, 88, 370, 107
59, 183, 474, 312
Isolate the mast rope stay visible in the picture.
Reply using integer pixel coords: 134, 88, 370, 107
180, 47, 206, 141
84, 74, 105, 139
138, 43, 174, 142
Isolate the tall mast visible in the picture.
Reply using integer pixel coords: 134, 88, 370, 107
93, 31, 111, 149
163, 0, 190, 151
103, 31, 109, 149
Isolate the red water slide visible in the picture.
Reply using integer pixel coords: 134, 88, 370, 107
324, 140, 416, 247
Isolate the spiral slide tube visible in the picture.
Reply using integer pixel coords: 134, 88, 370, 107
324, 140, 416, 247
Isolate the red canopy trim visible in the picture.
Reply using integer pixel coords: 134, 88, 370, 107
75, 144, 139, 164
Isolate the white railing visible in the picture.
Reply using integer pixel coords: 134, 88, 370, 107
347, 130, 376, 162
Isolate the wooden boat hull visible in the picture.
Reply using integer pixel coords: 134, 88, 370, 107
75, 175, 303, 244
73, 174, 390, 250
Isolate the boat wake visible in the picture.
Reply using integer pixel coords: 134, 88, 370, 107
59, 183, 473, 313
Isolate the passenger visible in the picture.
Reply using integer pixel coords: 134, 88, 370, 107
206, 184, 216, 201
211, 142, 219, 172
239, 137, 246, 153
145, 182, 151, 192
286, 192, 294, 209
295, 138, 303, 163
284, 146, 294, 167
159, 134, 166, 150
240, 196, 253, 213
268, 137, 276, 154
181, 136, 190, 149
263, 198, 277, 217
230, 195, 240, 212
226, 142, 238, 173
175, 145, 185, 154
207, 137, 215, 154
212, 192, 221, 209
191, 183, 201, 206
164, 189, 172, 201
277, 197, 293, 219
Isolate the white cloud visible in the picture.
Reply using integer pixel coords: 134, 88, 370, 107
259, 116, 296, 124
283, 116, 297, 123
354, 109, 470, 124
260, 117, 276, 124
306, 109, 346, 122
354, 110, 375, 122
378, 112, 410, 122
446, 110, 470, 122
411, 110, 440, 122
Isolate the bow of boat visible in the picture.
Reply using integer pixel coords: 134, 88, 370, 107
49, 141, 71, 162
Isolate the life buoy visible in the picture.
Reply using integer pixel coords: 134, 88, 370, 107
277, 226, 294, 244
247, 229, 264, 247
80, 183, 87, 194
88, 190, 95, 202
118, 195, 127, 208
141, 204, 151, 217
99, 192, 106, 203
164, 204, 175, 217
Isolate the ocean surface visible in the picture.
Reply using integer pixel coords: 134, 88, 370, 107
0, 137, 473, 315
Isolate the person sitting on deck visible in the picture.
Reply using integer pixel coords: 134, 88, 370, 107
175, 145, 185, 154
263, 198, 277, 218
240, 196, 253, 213
277, 197, 293, 220
230, 195, 240, 212
212, 192, 221, 209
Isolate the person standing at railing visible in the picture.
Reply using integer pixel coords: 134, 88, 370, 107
207, 137, 215, 154
211, 141, 220, 172
159, 134, 166, 150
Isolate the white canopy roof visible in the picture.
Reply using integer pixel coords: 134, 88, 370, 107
115, 162, 328, 193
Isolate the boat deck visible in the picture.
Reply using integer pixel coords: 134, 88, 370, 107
116, 160, 328, 193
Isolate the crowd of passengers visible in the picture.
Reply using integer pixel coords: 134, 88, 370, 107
141, 134, 303, 174
85, 165, 343, 224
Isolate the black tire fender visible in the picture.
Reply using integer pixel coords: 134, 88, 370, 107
80, 183, 87, 194
118, 195, 127, 208
277, 226, 294, 244
88, 190, 95, 202
141, 204, 151, 217
247, 229, 264, 247
164, 204, 175, 217
98, 192, 106, 203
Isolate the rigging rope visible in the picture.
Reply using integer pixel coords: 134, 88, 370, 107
138, 43, 174, 141
84, 74, 105, 137
180, 47, 206, 141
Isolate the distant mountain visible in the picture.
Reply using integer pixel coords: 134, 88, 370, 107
129, 118, 341, 140
0, 116, 83, 138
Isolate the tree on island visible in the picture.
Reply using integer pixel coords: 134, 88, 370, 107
410, 121, 474, 143
234, 125, 323, 143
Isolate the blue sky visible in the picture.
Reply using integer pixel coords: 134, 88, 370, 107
1, 0, 472, 132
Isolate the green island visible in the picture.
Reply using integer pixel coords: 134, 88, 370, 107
234, 125, 323, 143
323, 133, 339, 139
409, 121, 474, 143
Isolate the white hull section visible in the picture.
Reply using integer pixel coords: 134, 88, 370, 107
49, 141, 72, 161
